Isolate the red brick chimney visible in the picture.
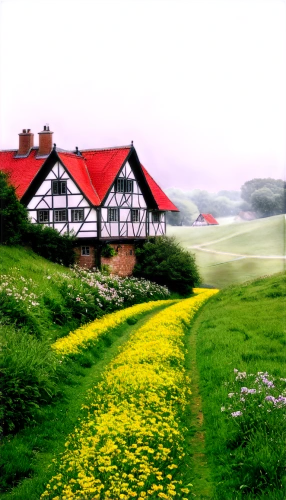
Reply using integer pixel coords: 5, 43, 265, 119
17, 129, 34, 156
38, 125, 53, 156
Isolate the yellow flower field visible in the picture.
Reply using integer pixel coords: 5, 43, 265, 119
52, 299, 176, 356
42, 289, 218, 499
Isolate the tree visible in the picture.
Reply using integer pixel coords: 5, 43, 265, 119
186, 189, 213, 213
0, 172, 76, 265
251, 187, 285, 217
217, 190, 242, 201
166, 198, 199, 226
241, 178, 284, 202
133, 236, 201, 295
0, 172, 29, 245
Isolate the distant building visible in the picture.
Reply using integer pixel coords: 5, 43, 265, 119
235, 211, 257, 221
0, 125, 179, 275
192, 213, 219, 226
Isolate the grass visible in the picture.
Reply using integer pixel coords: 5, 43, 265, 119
194, 271, 286, 499
167, 215, 285, 287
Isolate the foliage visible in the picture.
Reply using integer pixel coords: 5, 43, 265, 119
217, 189, 242, 201
0, 171, 76, 265
0, 171, 29, 245
40, 291, 217, 500
0, 325, 63, 434
195, 272, 286, 499
24, 223, 76, 267
221, 369, 286, 495
241, 178, 286, 217
101, 243, 117, 257
134, 236, 201, 295
166, 198, 199, 226
165, 187, 242, 225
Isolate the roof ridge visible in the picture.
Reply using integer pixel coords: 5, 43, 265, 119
81, 145, 131, 153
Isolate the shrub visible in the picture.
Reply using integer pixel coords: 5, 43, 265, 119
24, 224, 76, 267
133, 236, 201, 295
101, 243, 117, 258
0, 172, 29, 245
0, 325, 63, 434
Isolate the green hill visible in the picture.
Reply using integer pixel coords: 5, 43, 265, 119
168, 214, 285, 287
195, 271, 286, 499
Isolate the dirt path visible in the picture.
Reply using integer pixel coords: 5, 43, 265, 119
184, 313, 214, 499
188, 244, 286, 260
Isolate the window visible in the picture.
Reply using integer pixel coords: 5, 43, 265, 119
131, 209, 139, 222
52, 180, 67, 195
38, 210, 49, 223
54, 209, 67, 222
108, 208, 118, 222
116, 178, 133, 193
152, 211, 161, 223
71, 209, 84, 222
126, 179, 133, 193
81, 246, 90, 256
117, 178, 125, 193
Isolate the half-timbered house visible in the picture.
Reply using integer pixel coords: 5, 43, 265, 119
0, 126, 178, 275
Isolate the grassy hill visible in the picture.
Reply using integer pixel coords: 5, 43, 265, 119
194, 271, 286, 499
168, 214, 285, 287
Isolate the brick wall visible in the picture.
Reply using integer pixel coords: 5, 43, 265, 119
74, 245, 96, 269
74, 243, 137, 276
101, 243, 136, 276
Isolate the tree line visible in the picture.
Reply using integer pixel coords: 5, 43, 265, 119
165, 178, 285, 225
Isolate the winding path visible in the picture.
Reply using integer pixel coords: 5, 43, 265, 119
187, 229, 286, 260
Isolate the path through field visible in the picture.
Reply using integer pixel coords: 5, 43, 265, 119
187, 230, 286, 259
1, 296, 216, 500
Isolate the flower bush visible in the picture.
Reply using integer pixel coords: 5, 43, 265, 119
41, 289, 218, 499
221, 369, 286, 494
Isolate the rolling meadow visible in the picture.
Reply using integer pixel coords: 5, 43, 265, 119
0, 214, 285, 499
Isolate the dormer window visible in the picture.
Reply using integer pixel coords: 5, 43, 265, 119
116, 178, 133, 193
52, 180, 67, 195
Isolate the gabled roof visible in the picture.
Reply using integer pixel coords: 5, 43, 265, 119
201, 213, 219, 225
0, 145, 178, 212
141, 165, 179, 211
81, 147, 131, 201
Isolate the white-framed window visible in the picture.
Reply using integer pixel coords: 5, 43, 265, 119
71, 209, 84, 222
126, 179, 133, 193
81, 246, 90, 256
152, 211, 161, 222
54, 209, 67, 222
37, 210, 49, 223
131, 209, 139, 222
108, 208, 118, 222
52, 180, 67, 195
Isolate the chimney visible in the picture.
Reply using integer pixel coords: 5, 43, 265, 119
17, 128, 34, 156
38, 124, 53, 156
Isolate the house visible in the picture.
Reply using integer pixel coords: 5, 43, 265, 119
0, 125, 178, 275
234, 210, 256, 222
192, 213, 219, 226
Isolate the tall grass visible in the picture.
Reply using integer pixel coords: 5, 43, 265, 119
195, 272, 286, 499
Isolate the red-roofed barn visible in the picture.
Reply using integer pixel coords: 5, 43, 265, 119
192, 213, 219, 226
0, 126, 178, 275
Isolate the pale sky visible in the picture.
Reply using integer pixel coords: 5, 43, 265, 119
0, 0, 285, 192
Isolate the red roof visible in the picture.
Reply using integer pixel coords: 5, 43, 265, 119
82, 147, 131, 201
0, 149, 44, 199
141, 164, 179, 211
201, 213, 219, 225
0, 145, 178, 211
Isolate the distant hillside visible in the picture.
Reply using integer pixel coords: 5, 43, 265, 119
168, 214, 285, 288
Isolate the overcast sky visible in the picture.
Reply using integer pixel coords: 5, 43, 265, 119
0, 0, 285, 192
